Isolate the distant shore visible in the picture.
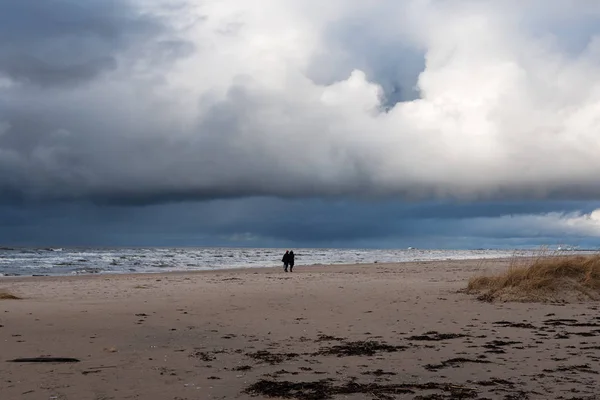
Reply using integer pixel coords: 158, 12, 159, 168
1, 258, 598, 399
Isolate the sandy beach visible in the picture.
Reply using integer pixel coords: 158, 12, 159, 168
1, 259, 599, 400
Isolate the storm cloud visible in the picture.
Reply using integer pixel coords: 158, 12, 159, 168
2, 199, 600, 248
2, 0, 600, 205
0, 0, 169, 87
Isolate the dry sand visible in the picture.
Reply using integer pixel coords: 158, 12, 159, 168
1, 259, 599, 400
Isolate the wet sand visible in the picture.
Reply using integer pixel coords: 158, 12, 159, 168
1, 259, 599, 399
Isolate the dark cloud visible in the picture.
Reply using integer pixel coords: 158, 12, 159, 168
0, 54, 117, 87
2, 0, 600, 212
0, 0, 190, 86
1, 199, 598, 248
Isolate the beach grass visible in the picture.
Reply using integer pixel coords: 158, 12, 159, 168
133, 284, 152, 289
467, 252, 600, 302
0, 290, 22, 300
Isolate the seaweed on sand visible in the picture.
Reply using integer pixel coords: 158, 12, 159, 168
313, 340, 407, 357
245, 379, 478, 400
247, 350, 300, 364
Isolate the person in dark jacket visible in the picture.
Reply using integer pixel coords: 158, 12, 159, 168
288, 250, 295, 272
282, 250, 289, 272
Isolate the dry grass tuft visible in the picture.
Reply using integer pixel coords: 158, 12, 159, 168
133, 284, 152, 289
0, 290, 22, 300
466, 252, 600, 303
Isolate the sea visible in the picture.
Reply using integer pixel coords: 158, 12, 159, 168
0, 247, 565, 277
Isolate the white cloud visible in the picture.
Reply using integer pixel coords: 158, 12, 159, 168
2, 0, 600, 202
467, 209, 600, 238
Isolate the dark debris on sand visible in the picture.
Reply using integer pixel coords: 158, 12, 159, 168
247, 350, 300, 365
407, 331, 469, 341
189, 351, 216, 362
474, 378, 515, 387
245, 379, 478, 400
314, 334, 346, 342
484, 340, 522, 347
245, 379, 334, 400
503, 391, 532, 400
544, 319, 600, 327
483, 340, 522, 353
493, 321, 537, 329
361, 369, 397, 377
424, 358, 492, 371
8, 357, 80, 363
543, 364, 598, 375
313, 340, 407, 357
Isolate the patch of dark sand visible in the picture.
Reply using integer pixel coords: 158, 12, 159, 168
407, 331, 469, 341
424, 358, 492, 371
313, 341, 407, 357
245, 379, 478, 400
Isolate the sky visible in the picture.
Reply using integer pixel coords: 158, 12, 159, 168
2, 0, 600, 249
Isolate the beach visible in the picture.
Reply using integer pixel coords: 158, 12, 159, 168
1, 259, 599, 400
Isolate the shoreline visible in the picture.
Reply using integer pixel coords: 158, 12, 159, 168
1, 247, 564, 279
0, 257, 516, 283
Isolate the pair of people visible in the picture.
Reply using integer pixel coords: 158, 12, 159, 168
281, 250, 295, 272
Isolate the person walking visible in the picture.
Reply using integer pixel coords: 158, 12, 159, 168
282, 250, 289, 272
288, 250, 295, 272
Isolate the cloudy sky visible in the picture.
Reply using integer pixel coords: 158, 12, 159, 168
2, 0, 600, 248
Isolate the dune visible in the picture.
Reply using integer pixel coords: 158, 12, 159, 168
467, 254, 600, 302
